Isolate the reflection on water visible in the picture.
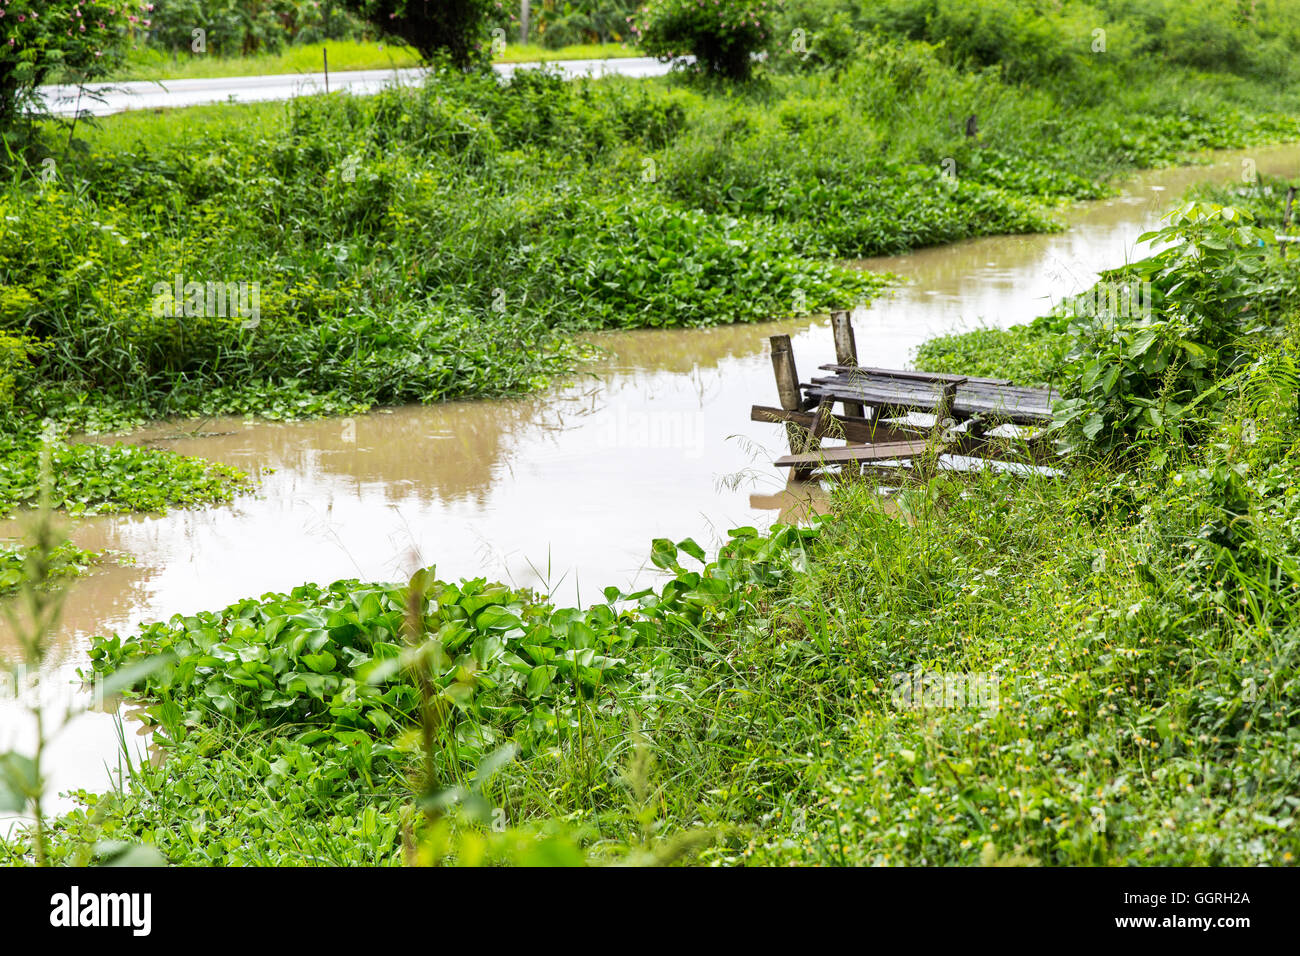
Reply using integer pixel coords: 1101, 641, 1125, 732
3, 141, 1297, 810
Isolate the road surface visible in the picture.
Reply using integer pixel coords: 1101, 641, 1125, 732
37, 56, 676, 117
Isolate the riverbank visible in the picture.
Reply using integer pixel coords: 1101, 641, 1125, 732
5, 169, 1299, 866
3, 141, 1298, 826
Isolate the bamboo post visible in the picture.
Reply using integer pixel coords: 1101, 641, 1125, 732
830, 310, 865, 419
770, 334, 802, 415
792, 397, 835, 481
919, 381, 961, 480
934, 381, 959, 431
323, 47, 329, 94
771, 334, 811, 464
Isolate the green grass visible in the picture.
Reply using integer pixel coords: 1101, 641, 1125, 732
108, 40, 640, 82
914, 318, 1072, 388
6, 1, 1300, 870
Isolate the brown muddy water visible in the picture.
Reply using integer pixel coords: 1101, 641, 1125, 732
3, 142, 1299, 814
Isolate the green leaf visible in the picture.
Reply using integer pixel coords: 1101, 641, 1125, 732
301, 651, 337, 674
99, 653, 174, 699
650, 538, 681, 572
476, 606, 524, 631
676, 537, 707, 563
526, 665, 557, 699
0, 752, 38, 812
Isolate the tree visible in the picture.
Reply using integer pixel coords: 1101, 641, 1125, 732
0, 2, 141, 133
339, 0, 496, 69
632, 0, 782, 82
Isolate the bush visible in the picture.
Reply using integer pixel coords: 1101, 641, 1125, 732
534, 0, 638, 48
0, 1, 139, 130
1053, 201, 1278, 453
633, 0, 783, 81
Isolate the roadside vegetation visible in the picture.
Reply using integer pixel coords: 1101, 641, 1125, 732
3, 0, 1300, 866
111, 40, 639, 82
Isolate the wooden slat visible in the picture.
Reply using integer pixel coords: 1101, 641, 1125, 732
775, 441, 930, 468
818, 364, 1013, 386
815, 371, 1049, 401
816, 367, 1053, 400
804, 383, 1055, 424
751, 405, 1055, 464
751, 405, 925, 445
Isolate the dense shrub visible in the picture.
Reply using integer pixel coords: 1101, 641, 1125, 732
772, 0, 1300, 86
0, 1, 139, 129
1052, 201, 1278, 453
633, 0, 783, 81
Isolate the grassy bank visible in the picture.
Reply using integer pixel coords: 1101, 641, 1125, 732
5, 175, 1299, 866
109, 40, 640, 83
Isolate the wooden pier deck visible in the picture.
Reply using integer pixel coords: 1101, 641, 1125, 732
753, 311, 1059, 479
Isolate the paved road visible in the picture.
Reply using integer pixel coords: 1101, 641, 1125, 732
37, 56, 675, 117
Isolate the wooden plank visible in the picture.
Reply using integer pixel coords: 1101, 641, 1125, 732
804, 384, 1054, 424
818, 364, 1013, 387
751, 405, 925, 445
776, 441, 930, 468
815, 371, 1048, 401
816, 368, 1048, 401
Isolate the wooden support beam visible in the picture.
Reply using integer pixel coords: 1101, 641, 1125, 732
752, 405, 922, 445
770, 334, 802, 413
934, 380, 962, 430
776, 441, 929, 468
752, 405, 1054, 467
830, 310, 865, 419
918, 380, 961, 481
792, 397, 835, 481
769, 334, 807, 457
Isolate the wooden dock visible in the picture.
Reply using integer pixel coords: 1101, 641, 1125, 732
752, 311, 1058, 480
